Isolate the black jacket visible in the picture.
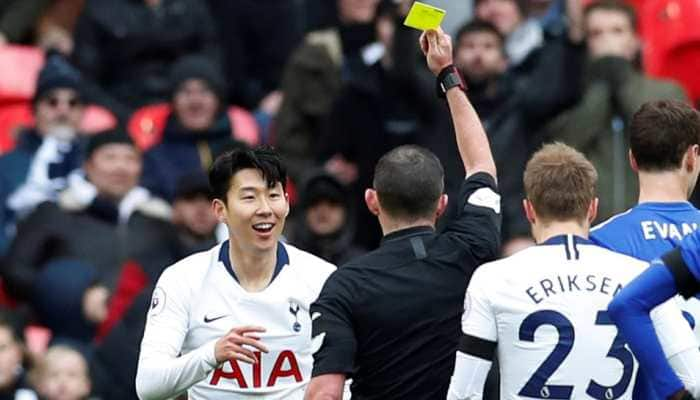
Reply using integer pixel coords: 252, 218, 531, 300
1, 179, 172, 302
464, 76, 530, 240
72, 0, 221, 118
310, 174, 501, 399
287, 172, 365, 265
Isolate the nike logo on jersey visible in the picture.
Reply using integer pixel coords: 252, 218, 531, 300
204, 314, 228, 323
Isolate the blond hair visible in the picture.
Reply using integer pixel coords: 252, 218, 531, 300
524, 142, 598, 222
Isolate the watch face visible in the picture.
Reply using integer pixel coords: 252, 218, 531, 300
442, 72, 464, 92
445, 73, 461, 87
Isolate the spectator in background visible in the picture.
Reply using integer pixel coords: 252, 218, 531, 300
170, 172, 220, 252
0, 52, 85, 255
32, 345, 90, 400
275, 0, 381, 186
0, 310, 37, 400
317, 1, 439, 248
72, 0, 221, 121
205, 0, 301, 113
546, 0, 688, 221
35, 0, 86, 56
0, 131, 171, 345
139, 55, 253, 201
453, 20, 531, 253
288, 171, 365, 265
473, 0, 585, 134
0, 0, 50, 46
89, 172, 219, 400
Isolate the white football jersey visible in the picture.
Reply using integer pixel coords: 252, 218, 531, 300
136, 241, 336, 400
462, 235, 698, 399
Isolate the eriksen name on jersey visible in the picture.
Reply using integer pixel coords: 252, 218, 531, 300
525, 273, 624, 304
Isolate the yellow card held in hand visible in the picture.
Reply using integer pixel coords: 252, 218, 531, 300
403, 2, 446, 31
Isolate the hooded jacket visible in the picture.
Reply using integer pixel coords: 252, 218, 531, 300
0, 173, 171, 302
287, 171, 365, 266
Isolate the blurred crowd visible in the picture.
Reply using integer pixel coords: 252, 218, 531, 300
0, 0, 697, 398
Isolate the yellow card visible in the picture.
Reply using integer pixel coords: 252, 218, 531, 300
403, 1, 446, 31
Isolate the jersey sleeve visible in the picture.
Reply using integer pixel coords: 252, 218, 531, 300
608, 262, 692, 398
650, 296, 699, 360
135, 266, 219, 399
449, 267, 496, 400
310, 271, 357, 377
461, 267, 498, 343
442, 172, 502, 267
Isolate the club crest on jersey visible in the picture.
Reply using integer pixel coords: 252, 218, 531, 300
149, 287, 166, 317
289, 302, 301, 332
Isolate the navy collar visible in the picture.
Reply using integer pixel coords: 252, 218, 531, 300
218, 240, 289, 284
539, 234, 593, 246
539, 234, 593, 260
381, 225, 434, 245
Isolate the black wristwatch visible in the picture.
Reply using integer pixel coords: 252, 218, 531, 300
436, 65, 467, 99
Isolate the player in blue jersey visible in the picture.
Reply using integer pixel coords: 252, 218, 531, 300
591, 100, 700, 262
590, 100, 700, 400
609, 230, 700, 400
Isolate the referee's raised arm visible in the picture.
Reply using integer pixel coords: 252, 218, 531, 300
420, 28, 497, 180
305, 28, 501, 400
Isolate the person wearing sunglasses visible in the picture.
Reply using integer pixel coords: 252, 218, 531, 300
0, 51, 85, 255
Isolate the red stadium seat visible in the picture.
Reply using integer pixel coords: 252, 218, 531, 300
0, 46, 44, 105
25, 325, 52, 357
640, 0, 700, 102
127, 103, 171, 151
0, 103, 33, 153
656, 42, 700, 102
80, 105, 119, 136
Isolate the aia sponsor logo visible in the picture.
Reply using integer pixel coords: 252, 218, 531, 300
210, 350, 303, 388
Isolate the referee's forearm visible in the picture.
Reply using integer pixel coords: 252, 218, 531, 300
305, 374, 345, 400
446, 87, 496, 180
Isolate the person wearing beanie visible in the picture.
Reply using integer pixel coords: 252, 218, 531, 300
1, 128, 173, 346
140, 55, 252, 202
287, 170, 365, 266
0, 51, 86, 255
170, 171, 219, 252
275, 0, 383, 187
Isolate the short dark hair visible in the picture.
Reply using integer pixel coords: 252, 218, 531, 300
524, 142, 598, 223
85, 129, 136, 159
584, 0, 638, 32
455, 19, 505, 49
373, 145, 444, 220
208, 146, 287, 202
630, 100, 700, 171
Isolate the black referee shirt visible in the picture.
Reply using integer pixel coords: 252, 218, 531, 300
310, 172, 502, 399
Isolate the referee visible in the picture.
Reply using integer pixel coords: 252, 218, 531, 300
305, 28, 501, 400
